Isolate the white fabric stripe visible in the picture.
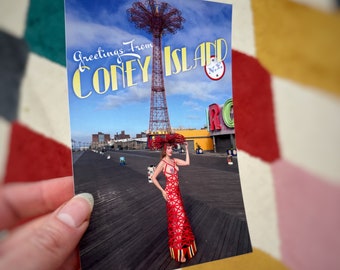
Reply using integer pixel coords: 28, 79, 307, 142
291, 0, 337, 12
205, 0, 256, 56
237, 150, 281, 259
18, 52, 71, 148
0, 117, 11, 182
0, 0, 29, 38
272, 76, 340, 183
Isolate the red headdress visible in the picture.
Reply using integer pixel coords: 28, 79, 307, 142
151, 133, 185, 150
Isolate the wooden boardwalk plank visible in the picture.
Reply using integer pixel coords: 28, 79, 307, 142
74, 150, 252, 270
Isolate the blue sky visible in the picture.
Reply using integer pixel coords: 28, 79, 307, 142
65, 0, 232, 143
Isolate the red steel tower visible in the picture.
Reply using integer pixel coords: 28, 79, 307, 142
127, 0, 184, 134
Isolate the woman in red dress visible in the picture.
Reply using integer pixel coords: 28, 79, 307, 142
151, 134, 197, 263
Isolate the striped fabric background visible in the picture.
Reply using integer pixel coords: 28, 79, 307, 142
1, 0, 339, 269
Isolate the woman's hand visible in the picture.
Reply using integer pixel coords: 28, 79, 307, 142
161, 190, 168, 202
0, 176, 94, 270
183, 142, 189, 152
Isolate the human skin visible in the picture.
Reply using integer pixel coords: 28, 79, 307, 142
0, 176, 94, 270
151, 143, 190, 263
151, 143, 190, 201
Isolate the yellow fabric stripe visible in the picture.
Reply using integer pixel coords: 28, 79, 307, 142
252, 0, 340, 96
187, 248, 288, 270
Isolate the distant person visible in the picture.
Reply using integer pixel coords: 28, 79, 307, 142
151, 134, 196, 263
0, 176, 94, 269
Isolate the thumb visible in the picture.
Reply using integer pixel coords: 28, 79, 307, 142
0, 193, 94, 270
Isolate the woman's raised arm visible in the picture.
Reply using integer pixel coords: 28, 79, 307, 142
175, 143, 190, 166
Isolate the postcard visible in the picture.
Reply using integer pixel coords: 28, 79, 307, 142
64, 0, 252, 269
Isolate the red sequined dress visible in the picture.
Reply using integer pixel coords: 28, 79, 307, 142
162, 159, 197, 262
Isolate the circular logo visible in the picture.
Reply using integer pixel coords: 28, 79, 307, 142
204, 56, 225, 80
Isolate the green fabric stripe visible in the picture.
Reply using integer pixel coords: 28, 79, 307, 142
24, 0, 66, 66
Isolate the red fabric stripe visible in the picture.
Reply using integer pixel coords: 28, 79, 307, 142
4, 122, 72, 183
232, 50, 280, 162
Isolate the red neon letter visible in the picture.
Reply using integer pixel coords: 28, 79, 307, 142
209, 103, 221, 131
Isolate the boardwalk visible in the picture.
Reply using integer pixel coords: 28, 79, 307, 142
73, 150, 252, 270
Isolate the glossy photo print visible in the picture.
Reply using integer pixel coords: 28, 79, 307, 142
64, 0, 252, 269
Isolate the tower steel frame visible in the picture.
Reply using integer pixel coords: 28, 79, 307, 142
127, 0, 184, 134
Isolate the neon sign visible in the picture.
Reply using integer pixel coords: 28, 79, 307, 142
208, 98, 234, 130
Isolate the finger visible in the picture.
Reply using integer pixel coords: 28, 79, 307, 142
0, 176, 74, 229
2, 228, 82, 270
0, 193, 93, 270
0, 212, 50, 251
1, 210, 80, 259
57, 249, 81, 270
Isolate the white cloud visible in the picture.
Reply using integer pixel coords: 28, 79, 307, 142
66, 14, 151, 51
98, 84, 150, 109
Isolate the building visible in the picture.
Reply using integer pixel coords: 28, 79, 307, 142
136, 132, 147, 139
175, 129, 214, 153
173, 98, 235, 154
114, 130, 130, 140
207, 98, 236, 153
92, 132, 111, 149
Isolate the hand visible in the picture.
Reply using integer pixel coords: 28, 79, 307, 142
0, 176, 94, 270
161, 190, 168, 201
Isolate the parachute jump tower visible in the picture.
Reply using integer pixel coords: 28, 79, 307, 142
127, 0, 185, 139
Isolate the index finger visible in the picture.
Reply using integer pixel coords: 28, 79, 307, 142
0, 176, 74, 230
